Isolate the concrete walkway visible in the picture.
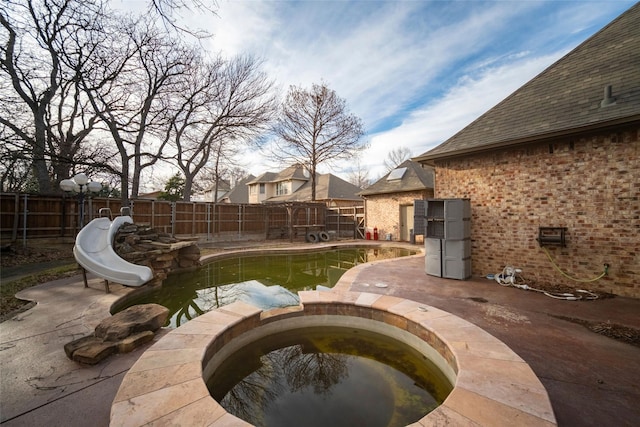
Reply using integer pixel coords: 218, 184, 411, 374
0, 276, 165, 427
341, 256, 640, 427
1, 251, 639, 426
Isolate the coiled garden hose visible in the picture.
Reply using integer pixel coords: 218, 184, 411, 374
493, 266, 599, 301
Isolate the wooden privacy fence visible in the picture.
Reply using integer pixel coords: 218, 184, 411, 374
0, 193, 335, 244
326, 206, 365, 239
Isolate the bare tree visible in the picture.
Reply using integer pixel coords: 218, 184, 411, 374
81, 15, 194, 204
225, 166, 249, 187
0, 130, 31, 191
191, 164, 248, 201
46, 68, 106, 183
384, 146, 412, 171
147, 0, 217, 38
0, 0, 106, 193
346, 156, 371, 189
167, 55, 275, 201
272, 82, 366, 201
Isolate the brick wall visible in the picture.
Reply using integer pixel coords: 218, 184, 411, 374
364, 190, 433, 241
433, 125, 639, 297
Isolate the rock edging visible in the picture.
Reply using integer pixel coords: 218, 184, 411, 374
64, 304, 169, 365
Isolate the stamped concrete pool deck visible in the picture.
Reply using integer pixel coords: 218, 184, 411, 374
1, 242, 639, 426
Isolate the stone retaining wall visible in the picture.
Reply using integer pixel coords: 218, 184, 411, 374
114, 223, 201, 285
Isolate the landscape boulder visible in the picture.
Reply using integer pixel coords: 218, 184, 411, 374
95, 303, 169, 341
65, 303, 169, 365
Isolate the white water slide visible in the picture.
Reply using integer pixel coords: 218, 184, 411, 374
73, 216, 153, 287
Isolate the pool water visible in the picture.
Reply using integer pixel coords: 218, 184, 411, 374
117, 247, 415, 327
207, 326, 452, 427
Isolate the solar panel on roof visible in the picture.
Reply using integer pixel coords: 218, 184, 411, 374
386, 167, 407, 181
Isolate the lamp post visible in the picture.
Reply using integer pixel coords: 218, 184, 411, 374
60, 173, 102, 229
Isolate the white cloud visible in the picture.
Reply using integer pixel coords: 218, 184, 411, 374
209, 2, 535, 121
110, 0, 635, 188
206, 2, 277, 58
212, 0, 630, 181
354, 50, 567, 179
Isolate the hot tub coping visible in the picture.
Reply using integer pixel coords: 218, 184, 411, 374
110, 291, 557, 427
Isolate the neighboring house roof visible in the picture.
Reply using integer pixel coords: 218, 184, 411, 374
359, 160, 434, 196
203, 179, 231, 193
266, 173, 363, 202
415, 3, 640, 163
136, 190, 164, 200
246, 164, 309, 184
246, 171, 277, 184
273, 164, 309, 181
220, 174, 256, 204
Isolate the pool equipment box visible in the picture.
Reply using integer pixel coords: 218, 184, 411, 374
421, 198, 471, 280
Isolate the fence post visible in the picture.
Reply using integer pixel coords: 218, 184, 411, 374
11, 193, 19, 242
192, 202, 196, 236
171, 202, 176, 236
213, 203, 218, 239
61, 194, 66, 237
88, 197, 94, 223
151, 200, 155, 229
207, 203, 211, 241
22, 194, 28, 247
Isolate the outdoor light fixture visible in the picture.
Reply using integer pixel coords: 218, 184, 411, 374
59, 173, 103, 228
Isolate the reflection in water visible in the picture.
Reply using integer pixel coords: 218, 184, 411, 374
208, 327, 452, 427
117, 247, 415, 327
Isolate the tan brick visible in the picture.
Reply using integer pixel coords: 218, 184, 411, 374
433, 127, 639, 297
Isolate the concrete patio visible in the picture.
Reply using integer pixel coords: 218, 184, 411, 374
1, 245, 639, 426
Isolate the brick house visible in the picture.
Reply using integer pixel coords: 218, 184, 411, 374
359, 160, 434, 242
414, 4, 639, 297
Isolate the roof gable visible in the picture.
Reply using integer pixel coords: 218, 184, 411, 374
247, 165, 309, 185
273, 164, 309, 182
416, 3, 640, 162
247, 171, 276, 184
360, 160, 434, 196
220, 175, 256, 203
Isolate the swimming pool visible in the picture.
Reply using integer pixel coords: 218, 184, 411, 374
115, 246, 417, 327
208, 325, 452, 426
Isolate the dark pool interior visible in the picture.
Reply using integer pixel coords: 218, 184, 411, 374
207, 326, 452, 427
116, 246, 416, 327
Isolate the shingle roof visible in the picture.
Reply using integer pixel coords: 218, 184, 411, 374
267, 173, 363, 202
246, 171, 276, 184
274, 164, 309, 181
220, 175, 255, 203
415, 3, 640, 162
359, 160, 434, 196
246, 164, 309, 184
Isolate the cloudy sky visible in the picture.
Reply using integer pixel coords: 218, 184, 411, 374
138, 0, 635, 183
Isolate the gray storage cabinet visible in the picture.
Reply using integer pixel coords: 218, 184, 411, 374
423, 198, 471, 279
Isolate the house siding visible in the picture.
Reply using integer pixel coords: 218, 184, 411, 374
365, 190, 433, 241
433, 125, 639, 297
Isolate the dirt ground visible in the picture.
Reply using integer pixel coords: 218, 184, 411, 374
1, 242, 73, 267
